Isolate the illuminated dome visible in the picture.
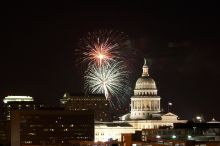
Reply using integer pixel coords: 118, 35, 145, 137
135, 76, 156, 90
134, 59, 157, 96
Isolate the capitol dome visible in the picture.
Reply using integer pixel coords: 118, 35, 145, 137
135, 76, 156, 90
134, 59, 157, 96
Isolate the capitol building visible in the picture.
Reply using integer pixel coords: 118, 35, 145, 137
95, 59, 187, 142
126, 59, 161, 120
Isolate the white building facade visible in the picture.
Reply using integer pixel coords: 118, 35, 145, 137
95, 122, 136, 142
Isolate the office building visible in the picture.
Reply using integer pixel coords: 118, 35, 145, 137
60, 93, 110, 121
10, 109, 94, 146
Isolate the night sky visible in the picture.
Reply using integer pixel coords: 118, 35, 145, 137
1, 1, 219, 120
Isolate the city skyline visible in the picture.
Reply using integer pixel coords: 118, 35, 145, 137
1, 1, 219, 120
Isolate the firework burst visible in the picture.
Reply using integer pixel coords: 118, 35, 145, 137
84, 61, 131, 106
75, 30, 136, 107
76, 30, 129, 66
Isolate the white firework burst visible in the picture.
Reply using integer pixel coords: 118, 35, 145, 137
84, 61, 131, 103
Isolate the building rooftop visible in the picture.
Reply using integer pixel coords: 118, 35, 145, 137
63, 92, 105, 98
96, 122, 133, 127
3, 96, 34, 103
174, 121, 220, 129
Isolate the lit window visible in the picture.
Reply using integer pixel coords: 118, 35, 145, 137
43, 129, 48, 131
172, 135, 176, 139
28, 133, 36, 135
24, 141, 32, 144
156, 135, 160, 139
49, 128, 54, 131
64, 128, 68, 131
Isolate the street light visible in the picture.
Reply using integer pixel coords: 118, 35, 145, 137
156, 135, 161, 144
168, 102, 172, 112
193, 127, 196, 134
187, 135, 192, 139
172, 135, 176, 139
156, 135, 161, 139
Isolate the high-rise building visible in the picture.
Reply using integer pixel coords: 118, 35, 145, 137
0, 98, 8, 146
60, 93, 110, 121
4, 101, 45, 120
1, 95, 45, 146
10, 109, 94, 146
2, 96, 44, 120
0, 121, 8, 146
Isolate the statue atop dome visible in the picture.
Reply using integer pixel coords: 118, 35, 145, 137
144, 58, 147, 66
142, 58, 149, 77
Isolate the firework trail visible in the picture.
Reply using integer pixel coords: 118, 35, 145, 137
84, 61, 131, 106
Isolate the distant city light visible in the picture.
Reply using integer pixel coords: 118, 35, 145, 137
156, 135, 161, 139
195, 115, 203, 122
196, 116, 201, 120
172, 135, 176, 139
187, 135, 192, 139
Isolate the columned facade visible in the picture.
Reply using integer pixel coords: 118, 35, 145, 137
131, 98, 160, 111
130, 59, 161, 119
